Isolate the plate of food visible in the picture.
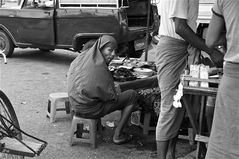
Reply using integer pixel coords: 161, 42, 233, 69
113, 67, 136, 82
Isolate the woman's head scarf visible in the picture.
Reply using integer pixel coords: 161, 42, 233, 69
67, 35, 118, 114
98, 35, 117, 51
82, 35, 117, 53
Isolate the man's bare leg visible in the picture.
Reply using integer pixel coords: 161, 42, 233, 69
166, 136, 178, 159
157, 140, 169, 159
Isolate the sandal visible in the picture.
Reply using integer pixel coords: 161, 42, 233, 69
113, 133, 132, 145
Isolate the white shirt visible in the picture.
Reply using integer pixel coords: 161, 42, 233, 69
158, 0, 199, 40
213, 0, 239, 63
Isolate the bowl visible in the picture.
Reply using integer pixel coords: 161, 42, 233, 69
133, 68, 154, 77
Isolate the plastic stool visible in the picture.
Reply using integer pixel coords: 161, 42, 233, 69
139, 112, 156, 135
47, 92, 71, 123
69, 115, 102, 148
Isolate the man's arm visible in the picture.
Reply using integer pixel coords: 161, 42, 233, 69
173, 17, 224, 67
174, 18, 210, 54
206, 12, 226, 49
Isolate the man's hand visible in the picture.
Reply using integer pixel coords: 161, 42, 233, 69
209, 49, 224, 68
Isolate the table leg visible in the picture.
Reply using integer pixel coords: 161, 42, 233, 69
182, 95, 199, 134
196, 96, 207, 159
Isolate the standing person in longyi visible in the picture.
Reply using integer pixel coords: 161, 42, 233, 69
155, 0, 224, 158
205, 0, 239, 158
67, 35, 138, 145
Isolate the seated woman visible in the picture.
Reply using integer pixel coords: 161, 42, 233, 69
67, 35, 139, 144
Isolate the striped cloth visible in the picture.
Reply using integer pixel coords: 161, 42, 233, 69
155, 36, 189, 141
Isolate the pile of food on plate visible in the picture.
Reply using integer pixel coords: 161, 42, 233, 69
113, 67, 136, 82
109, 57, 157, 81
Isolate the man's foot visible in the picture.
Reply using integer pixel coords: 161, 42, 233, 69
113, 133, 132, 145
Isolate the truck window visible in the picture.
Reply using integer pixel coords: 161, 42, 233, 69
0, 0, 19, 8
118, 0, 129, 8
23, 0, 53, 8
59, 0, 118, 8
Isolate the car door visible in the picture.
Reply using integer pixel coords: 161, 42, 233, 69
15, 0, 55, 46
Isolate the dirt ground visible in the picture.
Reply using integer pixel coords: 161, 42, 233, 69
0, 48, 195, 159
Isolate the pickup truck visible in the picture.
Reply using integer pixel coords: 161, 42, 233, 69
0, 0, 159, 57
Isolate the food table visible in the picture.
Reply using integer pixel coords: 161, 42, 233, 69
182, 75, 220, 159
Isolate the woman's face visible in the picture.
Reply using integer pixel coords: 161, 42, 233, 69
100, 43, 116, 65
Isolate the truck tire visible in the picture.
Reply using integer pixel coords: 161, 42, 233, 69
0, 30, 14, 57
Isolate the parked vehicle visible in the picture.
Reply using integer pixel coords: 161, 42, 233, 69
0, 0, 159, 57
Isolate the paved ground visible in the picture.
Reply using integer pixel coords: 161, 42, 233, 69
0, 48, 195, 159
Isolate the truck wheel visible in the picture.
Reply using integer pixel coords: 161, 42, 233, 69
0, 30, 14, 57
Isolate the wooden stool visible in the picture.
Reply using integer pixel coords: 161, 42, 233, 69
139, 112, 156, 135
69, 115, 102, 148
47, 92, 71, 123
